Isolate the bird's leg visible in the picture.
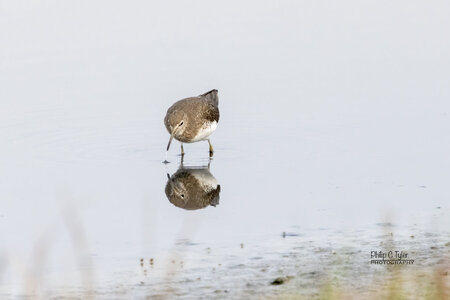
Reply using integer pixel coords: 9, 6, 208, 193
180, 153, 184, 167
180, 143, 185, 156
208, 139, 214, 156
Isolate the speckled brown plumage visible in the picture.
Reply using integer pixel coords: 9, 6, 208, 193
165, 167, 220, 210
164, 90, 219, 144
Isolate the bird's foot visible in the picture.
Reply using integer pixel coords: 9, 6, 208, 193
208, 140, 214, 156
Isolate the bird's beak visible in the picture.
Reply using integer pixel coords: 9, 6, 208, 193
166, 127, 178, 151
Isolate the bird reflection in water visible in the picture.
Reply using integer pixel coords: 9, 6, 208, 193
165, 159, 221, 210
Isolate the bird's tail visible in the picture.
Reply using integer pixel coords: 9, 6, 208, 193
200, 89, 219, 107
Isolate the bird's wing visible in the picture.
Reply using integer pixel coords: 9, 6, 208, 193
200, 89, 219, 107
201, 102, 220, 123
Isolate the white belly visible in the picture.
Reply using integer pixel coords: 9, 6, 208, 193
190, 169, 218, 192
191, 121, 217, 142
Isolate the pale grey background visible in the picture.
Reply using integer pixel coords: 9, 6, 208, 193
1, 0, 449, 297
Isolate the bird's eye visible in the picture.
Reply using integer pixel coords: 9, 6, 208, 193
179, 121, 184, 126
181, 194, 185, 198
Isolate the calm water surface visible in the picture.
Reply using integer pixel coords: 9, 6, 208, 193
0, 94, 448, 298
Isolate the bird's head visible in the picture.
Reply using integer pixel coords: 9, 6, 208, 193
166, 175, 189, 204
165, 110, 187, 151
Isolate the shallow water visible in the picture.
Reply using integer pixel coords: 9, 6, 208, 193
1, 90, 449, 298
1, 1, 450, 299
